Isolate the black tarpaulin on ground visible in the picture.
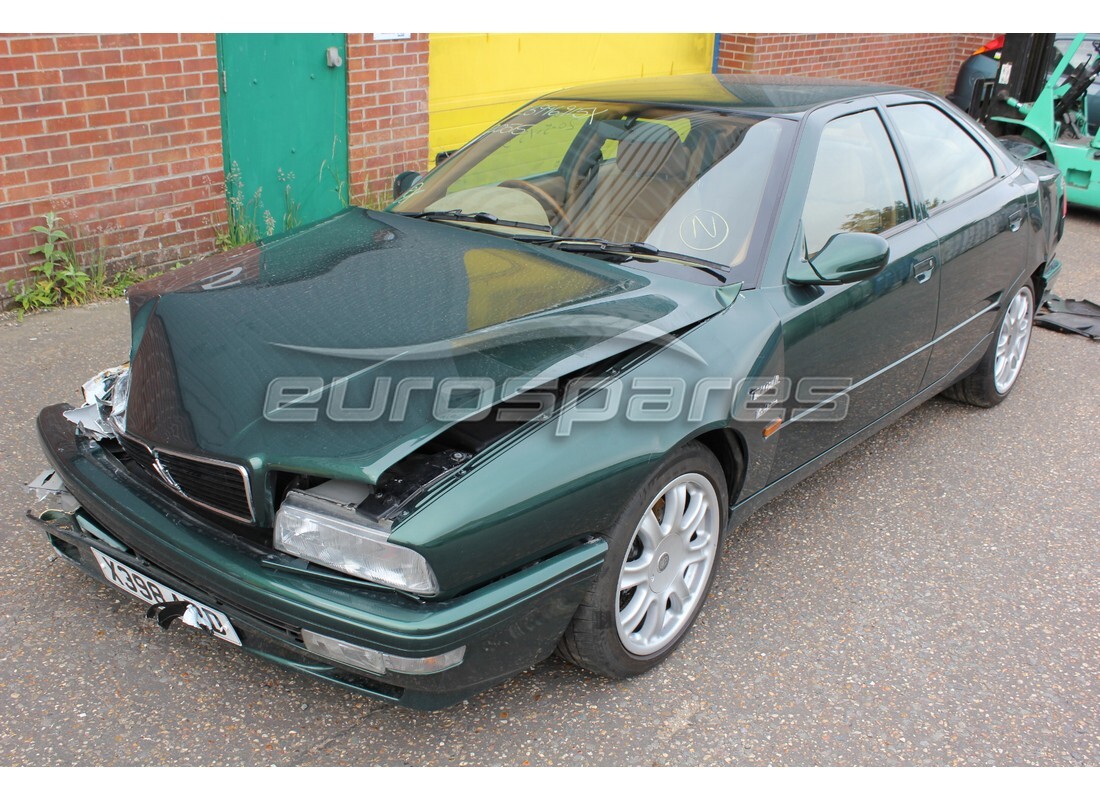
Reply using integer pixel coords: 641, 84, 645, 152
1035, 295, 1100, 339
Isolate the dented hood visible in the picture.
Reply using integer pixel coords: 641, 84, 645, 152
123, 209, 731, 484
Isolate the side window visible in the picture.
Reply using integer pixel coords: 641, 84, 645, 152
888, 103, 995, 211
801, 110, 913, 257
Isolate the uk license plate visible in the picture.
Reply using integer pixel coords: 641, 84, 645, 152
91, 548, 242, 646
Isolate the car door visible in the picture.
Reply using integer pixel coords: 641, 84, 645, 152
882, 100, 1032, 385
766, 104, 941, 482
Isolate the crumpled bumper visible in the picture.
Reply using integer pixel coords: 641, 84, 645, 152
31, 403, 606, 710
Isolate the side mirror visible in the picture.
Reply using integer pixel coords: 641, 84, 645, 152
435, 149, 456, 167
392, 170, 422, 201
788, 232, 889, 285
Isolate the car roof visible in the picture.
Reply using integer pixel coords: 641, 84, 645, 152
542, 73, 910, 116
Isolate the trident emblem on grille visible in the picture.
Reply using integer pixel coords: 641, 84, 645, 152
151, 452, 184, 494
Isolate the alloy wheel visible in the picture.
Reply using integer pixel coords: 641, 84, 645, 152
994, 286, 1034, 394
615, 473, 720, 656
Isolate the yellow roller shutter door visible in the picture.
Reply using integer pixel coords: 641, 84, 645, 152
428, 33, 715, 163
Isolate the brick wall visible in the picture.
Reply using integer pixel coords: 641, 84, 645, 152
2, 32, 993, 307
0, 33, 225, 301
717, 33, 994, 96
346, 33, 430, 206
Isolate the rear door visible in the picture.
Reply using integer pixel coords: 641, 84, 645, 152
882, 100, 1031, 384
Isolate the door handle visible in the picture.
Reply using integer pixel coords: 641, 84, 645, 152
1009, 210, 1025, 232
912, 257, 936, 285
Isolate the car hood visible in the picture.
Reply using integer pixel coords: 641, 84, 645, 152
122, 209, 733, 485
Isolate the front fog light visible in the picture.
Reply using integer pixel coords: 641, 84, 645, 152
274, 486, 439, 595
302, 629, 465, 675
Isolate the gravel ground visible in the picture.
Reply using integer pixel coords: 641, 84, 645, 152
0, 210, 1097, 766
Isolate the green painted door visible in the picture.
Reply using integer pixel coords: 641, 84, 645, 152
217, 34, 348, 239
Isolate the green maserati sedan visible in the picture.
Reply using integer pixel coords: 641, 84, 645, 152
28, 74, 1065, 709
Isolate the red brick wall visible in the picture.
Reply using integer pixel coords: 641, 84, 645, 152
0, 33, 225, 301
2, 32, 997, 306
346, 33, 429, 206
717, 33, 995, 96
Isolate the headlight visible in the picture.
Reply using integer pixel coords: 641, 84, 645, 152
274, 484, 439, 595
62, 364, 130, 440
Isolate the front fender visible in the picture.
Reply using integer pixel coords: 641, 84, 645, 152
390, 292, 784, 595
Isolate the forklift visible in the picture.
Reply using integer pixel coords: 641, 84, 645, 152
965, 33, 1100, 209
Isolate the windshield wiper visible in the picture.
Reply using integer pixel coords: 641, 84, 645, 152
519, 237, 730, 280
397, 209, 552, 233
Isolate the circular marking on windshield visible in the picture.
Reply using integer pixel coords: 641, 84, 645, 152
678, 210, 730, 252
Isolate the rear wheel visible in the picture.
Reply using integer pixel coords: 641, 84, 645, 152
557, 443, 727, 678
944, 282, 1035, 407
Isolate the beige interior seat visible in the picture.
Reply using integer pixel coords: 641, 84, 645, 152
567, 122, 692, 243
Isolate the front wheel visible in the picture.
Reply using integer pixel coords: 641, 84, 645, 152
944, 282, 1035, 407
557, 443, 727, 678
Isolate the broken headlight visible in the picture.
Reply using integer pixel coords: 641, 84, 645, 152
62, 363, 130, 440
273, 484, 439, 595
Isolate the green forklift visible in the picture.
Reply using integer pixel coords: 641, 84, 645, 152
967, 33, 1100, 208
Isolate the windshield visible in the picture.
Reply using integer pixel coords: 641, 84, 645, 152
391, 100, 787, 277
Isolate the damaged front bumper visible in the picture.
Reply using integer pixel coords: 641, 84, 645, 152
31, 403, 606, 710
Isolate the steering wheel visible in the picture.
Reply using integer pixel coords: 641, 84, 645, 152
499, 180, 573, 230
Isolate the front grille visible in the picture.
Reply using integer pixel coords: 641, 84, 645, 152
156, 452, 253, 521
120, 437, 255, 524
121, 437, 157, 473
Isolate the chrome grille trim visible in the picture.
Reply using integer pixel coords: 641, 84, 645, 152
120, 436, 256, 524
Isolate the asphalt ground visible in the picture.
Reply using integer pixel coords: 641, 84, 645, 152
0, 210, 1097, 767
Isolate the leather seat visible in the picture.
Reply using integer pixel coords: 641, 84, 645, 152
567, 122, 692, 243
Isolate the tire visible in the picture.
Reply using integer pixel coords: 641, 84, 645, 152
557, 442, 728, 678
943, 282, 1035, 408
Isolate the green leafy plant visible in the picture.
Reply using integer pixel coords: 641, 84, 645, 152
6, 279, 55, 319
6, 212, 89, 319
5, 215, 182, 319
93, 266, 143, 298
96, 260, 184, 298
